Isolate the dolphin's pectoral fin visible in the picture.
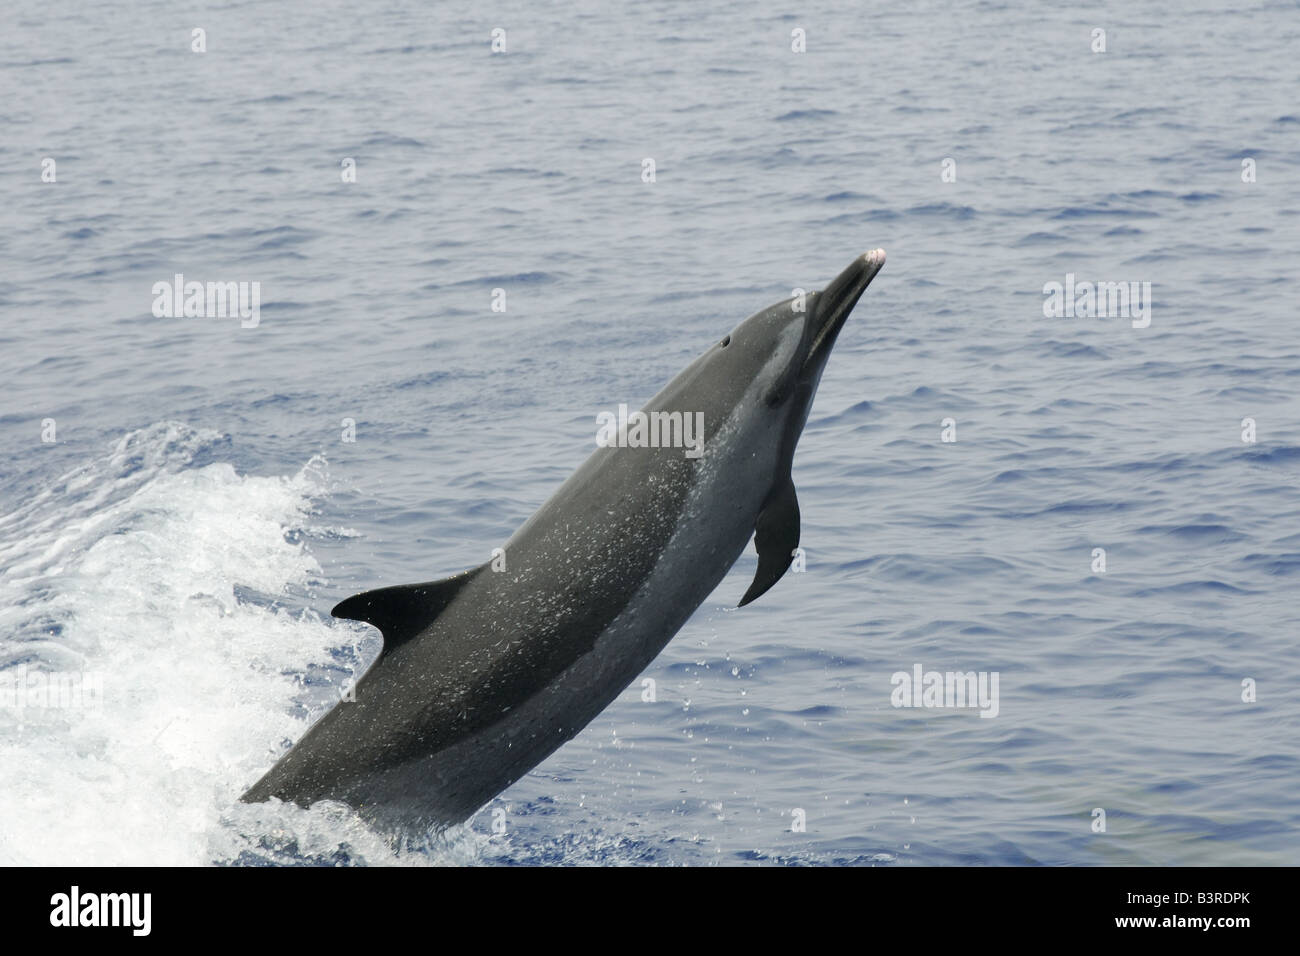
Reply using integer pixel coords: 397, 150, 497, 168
739, 477, 800, 607
332, 566, 483, 655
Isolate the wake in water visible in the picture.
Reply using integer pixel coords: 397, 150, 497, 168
0, 422, 486, 865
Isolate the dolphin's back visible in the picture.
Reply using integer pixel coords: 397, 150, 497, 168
242, 420, 759, 830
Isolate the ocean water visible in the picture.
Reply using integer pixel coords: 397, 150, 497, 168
1, 0, 1298, 866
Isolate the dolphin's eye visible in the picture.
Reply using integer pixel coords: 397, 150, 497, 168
720, 335, 731, 348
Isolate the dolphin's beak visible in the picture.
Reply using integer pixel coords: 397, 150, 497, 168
802, 248, 885, 373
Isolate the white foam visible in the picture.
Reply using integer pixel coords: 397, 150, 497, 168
0, 422, 479, 865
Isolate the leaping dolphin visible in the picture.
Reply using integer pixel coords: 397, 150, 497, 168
242, 249, 886, 832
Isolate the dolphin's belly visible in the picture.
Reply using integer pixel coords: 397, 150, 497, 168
345, 421, 774, 831
348, 532, 754, 831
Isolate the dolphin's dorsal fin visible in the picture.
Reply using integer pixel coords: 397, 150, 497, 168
739, 477, 801, 606
331, 567, 483, 654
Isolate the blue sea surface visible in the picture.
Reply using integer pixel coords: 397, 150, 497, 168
1, 0, 1297, 865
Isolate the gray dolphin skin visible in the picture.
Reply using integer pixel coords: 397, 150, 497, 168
241, 249, 886, 833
